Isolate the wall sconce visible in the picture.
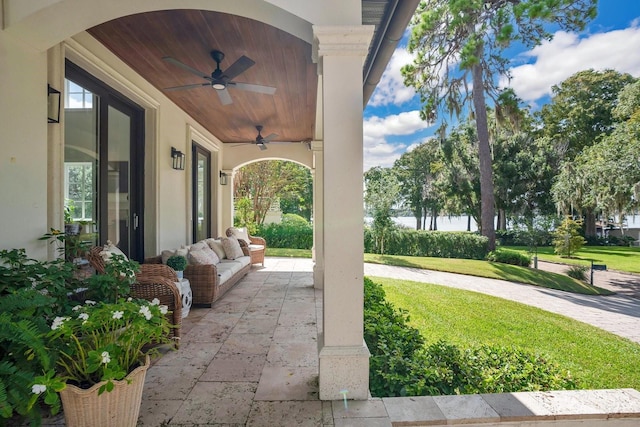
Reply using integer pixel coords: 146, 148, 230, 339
219, 171, 228, 185
171, 147, 185, 170
48, 84, 61, 123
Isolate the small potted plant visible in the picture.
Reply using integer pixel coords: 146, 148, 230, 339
166, 255, 188, 280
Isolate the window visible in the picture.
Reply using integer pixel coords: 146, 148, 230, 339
65, 80, 94, 109
64, 162, 94, 221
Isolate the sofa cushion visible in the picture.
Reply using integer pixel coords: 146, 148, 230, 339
205, 238, 226, 260
188, 245, 220, 265
221, 235, 244, 260
215, 262, 236, 283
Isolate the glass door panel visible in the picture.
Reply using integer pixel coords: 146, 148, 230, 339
193, 144, 210, 242
64, 79, 98, 254
107, 105, 131, 254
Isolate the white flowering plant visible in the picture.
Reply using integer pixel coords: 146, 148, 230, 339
40, 297, 172, 396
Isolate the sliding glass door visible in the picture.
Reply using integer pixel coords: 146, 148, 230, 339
192, 143, 211, 242
65, 61, 145, 260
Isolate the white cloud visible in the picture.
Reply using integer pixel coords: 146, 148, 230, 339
504, 24, 640, 103
363, 110, 431, 170
369, 47, 416, 107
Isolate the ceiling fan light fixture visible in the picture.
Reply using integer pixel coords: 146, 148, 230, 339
212, 82, 226, 90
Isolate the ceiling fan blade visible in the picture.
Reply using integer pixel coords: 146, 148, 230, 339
216, 88, 233, 105
230, 82, 276, 95
223, 56, 255, 81
164, 82, 210, 91
257, 143, 268, 151
263, 133, 278, 142
163, 56, 211, 80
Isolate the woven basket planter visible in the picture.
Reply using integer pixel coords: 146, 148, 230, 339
59, 355, 150, 427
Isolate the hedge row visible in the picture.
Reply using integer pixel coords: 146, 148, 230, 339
364, 277, 578, 397
257, 221, 313, 249
364, 228, 489, 260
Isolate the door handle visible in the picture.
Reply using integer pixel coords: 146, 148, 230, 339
133, 213, 139, 230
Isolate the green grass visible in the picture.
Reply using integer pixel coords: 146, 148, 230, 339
507, 245, 640, 274
374, 276, 640, 390
364, 253, 612, 295
265, 248, 312, 258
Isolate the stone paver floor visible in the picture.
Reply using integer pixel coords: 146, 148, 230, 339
42, 257, 640, 426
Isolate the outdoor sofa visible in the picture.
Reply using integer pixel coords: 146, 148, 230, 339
145, 235, 253, 307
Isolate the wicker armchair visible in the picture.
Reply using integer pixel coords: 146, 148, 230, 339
225, 228, 266, 266
87, 246, 182, 346
87, 246, 178, 282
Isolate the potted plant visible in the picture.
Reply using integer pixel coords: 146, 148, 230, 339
23, 253, 174, 427
166, 254, 188, 280
35, 298, 172, 427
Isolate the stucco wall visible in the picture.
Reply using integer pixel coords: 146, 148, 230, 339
0, 31, 49, 258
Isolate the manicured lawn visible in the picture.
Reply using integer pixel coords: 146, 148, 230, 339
364, 253, 612, 295
507, 245, 640, 274
265, 247, 312, 258
373, 276, 640, 390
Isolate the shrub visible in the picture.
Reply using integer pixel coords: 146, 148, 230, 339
403, 341, 578, 396
364, 229, 488, 259
364, 276, 579, 398
486, 249, 531, 267
566, 264, 589, 282
553, 217, 586, 257
0, 249, 80, 424
363, 278, 427, 397
257, 216, 313, 249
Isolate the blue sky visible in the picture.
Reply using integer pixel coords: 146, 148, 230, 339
363, 1, 640, 171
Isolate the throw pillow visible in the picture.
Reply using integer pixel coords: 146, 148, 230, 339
162, 248, 189, 264
188, 245, 220, 265
205, 238, 226, 259
229, 227, 251, 245
161, 249, 175, 264
99, 241, 128, 262
221, 235, 244, 260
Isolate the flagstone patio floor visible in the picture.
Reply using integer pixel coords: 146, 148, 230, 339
41, 257, 640, 426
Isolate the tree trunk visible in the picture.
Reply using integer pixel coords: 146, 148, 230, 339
584, 209, 597, 238
471, 59, 496, 251
467, 215, 471, 232
432, 208, 438, 230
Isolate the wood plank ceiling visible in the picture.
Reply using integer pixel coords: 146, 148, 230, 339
88, 10, 317, 145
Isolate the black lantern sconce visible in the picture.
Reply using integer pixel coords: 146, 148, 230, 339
48, 84, 61, 123
219, 171, 228, 185
171, 147, 185, 170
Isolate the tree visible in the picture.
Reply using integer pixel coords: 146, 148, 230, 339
440, 123, 482, 228
552, 217, 586, 258
402, 0, 597, 250
234, 161, 310, 226
364, 167, 400, 254
393, 138, 444, 230
540, 69, 636, 159
545, 71, 638, 236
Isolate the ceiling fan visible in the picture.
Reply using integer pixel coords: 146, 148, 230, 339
250, 125, 278, 150
162, 50, 276, 105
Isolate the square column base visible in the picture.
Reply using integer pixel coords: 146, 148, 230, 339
318, 334, 370, 400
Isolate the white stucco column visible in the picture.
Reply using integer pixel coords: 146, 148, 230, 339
313, 25, 373, 401
311, 141, 324, 289
219, 169, 235, 234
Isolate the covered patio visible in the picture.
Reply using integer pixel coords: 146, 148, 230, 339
1, 0, 418, 401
